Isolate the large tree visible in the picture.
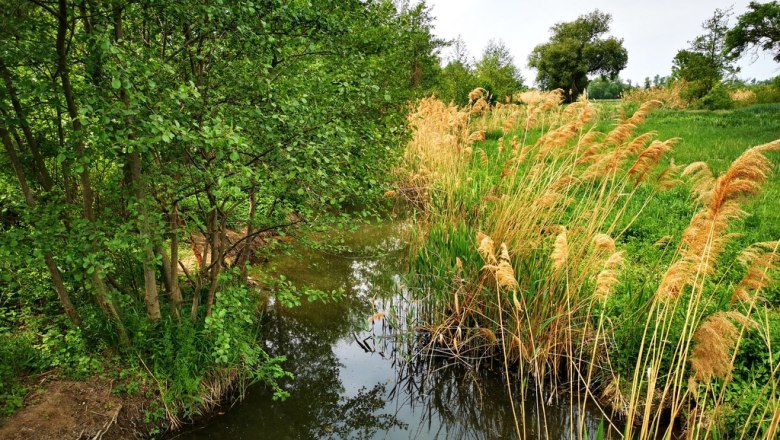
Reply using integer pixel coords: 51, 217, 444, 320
528, 10, 627, 102
672, 8, 737, 99
0, 0, 440, 369
725, 1, 780, 62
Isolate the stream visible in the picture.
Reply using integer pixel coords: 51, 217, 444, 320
176, 221, 613, 440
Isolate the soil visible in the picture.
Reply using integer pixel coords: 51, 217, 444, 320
0, 377, 152, 440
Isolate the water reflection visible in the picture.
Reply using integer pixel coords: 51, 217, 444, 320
176, 222, 614, 440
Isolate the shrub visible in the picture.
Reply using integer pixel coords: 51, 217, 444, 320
754, 76, 780, 104
699, 83, 734, 110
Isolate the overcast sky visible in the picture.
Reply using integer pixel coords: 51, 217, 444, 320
426, 0, 779, 86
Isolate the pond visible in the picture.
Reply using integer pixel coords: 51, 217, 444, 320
175, 221, 614, 440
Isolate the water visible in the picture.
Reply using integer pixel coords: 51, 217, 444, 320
175, 221, 614, 440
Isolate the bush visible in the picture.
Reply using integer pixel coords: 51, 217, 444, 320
753, 76, 780, 104
680, 79, 713, 102
0, 333, 39, 414
699, 83, 734, 110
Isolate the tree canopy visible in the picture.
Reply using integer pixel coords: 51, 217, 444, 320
474, 40, 524, 103
672, 8, 737, 99
528, 10, 627, 102
725, 1, 780, 62
0, 0, 442, 410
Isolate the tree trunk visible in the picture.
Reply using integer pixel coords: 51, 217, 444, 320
191, 199, 216, 322
130, 151, 161, 322
205, 214, 226, 317
0, 59, 54, 190
169, 203, 183, 315
112, 6, 160, 323
236, 188, 257, 281
1, 125, 82, 327
56, 0, 129, 345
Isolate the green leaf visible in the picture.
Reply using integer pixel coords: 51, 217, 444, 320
111, 78, 121, 89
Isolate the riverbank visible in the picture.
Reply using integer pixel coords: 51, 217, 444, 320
0, 376, 150, 439
399, 92, 780, 439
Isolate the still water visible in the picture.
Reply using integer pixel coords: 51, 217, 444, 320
176, 222, 613, 440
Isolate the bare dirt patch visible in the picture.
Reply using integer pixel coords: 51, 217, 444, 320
0, 377, 151, 440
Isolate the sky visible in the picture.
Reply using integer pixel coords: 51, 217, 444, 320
425, 0, 779, 86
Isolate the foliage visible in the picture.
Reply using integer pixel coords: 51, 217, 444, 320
672, 8, 737, 100
474, 40, 524, 103
725, 1, 780, 62
587, 76, 630, 100
528, 10, 628, 102
752, 75, 780, 103
699, 83, 735, 109
0, 0, 440, 427
435, 37, 524, 106
0, 333, 37, 415
437, 60, 481, 107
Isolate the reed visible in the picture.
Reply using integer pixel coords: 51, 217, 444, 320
396, 92, 780, 439
622, 82, 688, 109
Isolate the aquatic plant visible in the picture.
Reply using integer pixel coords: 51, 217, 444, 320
396, 92, 780, 439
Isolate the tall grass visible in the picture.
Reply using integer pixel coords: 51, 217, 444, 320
397, 91, 780, 439
622, 82, 688, 109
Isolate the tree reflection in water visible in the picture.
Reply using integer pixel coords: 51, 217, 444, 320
176, 222, 612, 440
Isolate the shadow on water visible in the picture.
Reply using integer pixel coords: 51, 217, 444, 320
175, 221, 617, 440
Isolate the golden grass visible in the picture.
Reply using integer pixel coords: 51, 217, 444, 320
398, 91, 780, 439
731, 89, 758, 104
622, 82, 688, 109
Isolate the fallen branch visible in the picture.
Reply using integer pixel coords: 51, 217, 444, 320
91, 403, 122, 440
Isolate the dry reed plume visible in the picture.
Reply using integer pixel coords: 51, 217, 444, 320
622, 81, 687, 109
401, 90, 780, 439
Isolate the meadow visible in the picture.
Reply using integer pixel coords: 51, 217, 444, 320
398, 91, 780, 439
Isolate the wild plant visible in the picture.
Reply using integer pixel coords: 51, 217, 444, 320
396, 90, 780, 439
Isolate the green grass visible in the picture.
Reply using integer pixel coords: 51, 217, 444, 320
594, 103, 780, 272
406, 98, 780, 438
644, 105, 780, 262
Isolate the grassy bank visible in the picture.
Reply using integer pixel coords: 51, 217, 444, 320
398, 91, 780, 439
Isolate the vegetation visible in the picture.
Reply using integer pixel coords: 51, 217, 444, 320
396, 91, 780, 439
529, 10, 628, 102
673, 8, 738, 102
0, 0, 439, 427
622, 81, 689, 109
435, 37, 525, 106
725, 1, 780, 62
2, 0, 780, 437
473, 40, 525, 104
587, 76, 633, 100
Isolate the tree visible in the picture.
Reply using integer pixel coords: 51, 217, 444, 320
725, 1, 780, 62
394, 1, 445, 90
587, 76, 628, 99
672, 8, 737, 99
0, 0, 441, 371
474, 40, 524, 103
528, 10, 628, 102
436, 36, 480, 105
